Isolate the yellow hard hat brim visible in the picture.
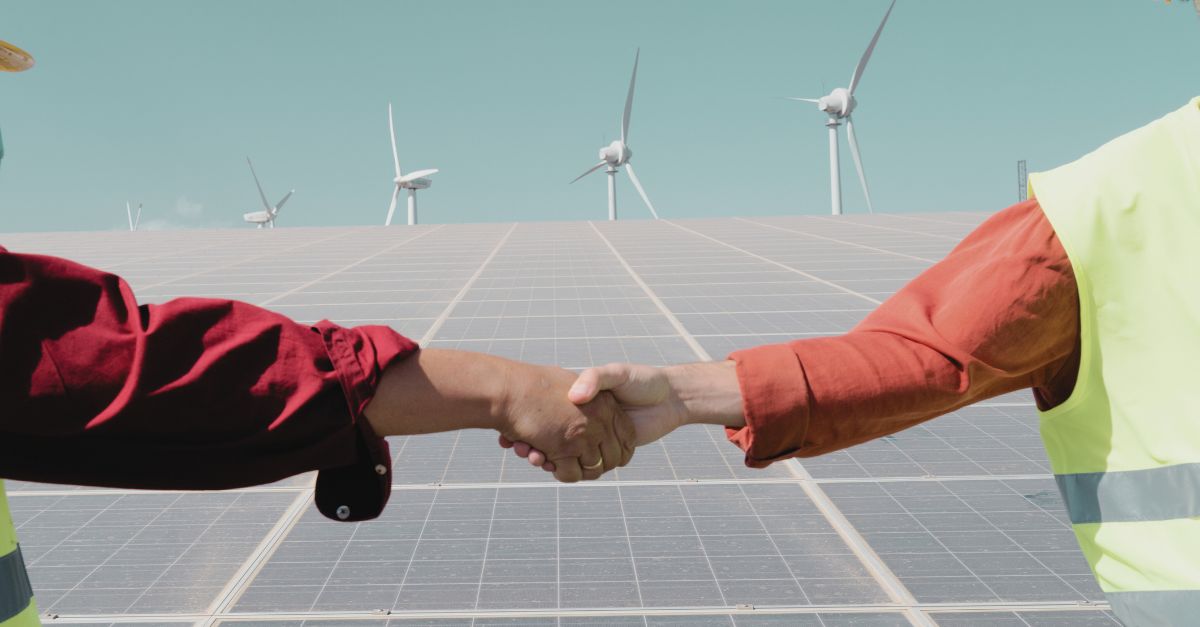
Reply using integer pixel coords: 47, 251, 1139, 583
0, 40, 35, 72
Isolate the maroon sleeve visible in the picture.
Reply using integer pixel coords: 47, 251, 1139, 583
0, 246, 415, 519
725, 200, 1080, 467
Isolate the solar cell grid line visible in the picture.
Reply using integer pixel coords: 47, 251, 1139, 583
201, 492, 314, 624
821, 479, 1105, 607
734, 218, 939, 264
884, 213, 992, 228
888, 409, 1042, 479
0, 232, 263, 276
586, 222, 928, 627
252, 226, 445, 308
740, 219, 943, 249
691, 428, 814, 607
121, 494, 243, 612
806, 215, 969, 243
11, 492, 297, 615
659, 221, 884, 307
939, 484, 1095, 602
386, 486, 447, 613
419, 224, 517, 344
610, 485, 647, 610
845, 483, 1010, 604
126, 229, 367, 292
656, 226, 932, 285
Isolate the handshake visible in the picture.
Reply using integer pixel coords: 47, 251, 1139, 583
363, 350, 746, 483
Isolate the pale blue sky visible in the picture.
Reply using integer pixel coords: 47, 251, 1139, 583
1, 0, 1198, 231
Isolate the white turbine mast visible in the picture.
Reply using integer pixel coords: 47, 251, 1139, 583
242, 157, 293, 229
386, 102, 439, 226
125, 201, 142, 231
571, 49, 659, 221
789, 0, 895, 215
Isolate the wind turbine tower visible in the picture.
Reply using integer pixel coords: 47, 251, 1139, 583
789, 0, 895, 215
571, 49, 659, 221
385, 103, 439, 226
126, 202, 142, 231
242, 157, 293, 229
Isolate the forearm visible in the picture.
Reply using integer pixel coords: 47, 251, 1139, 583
363, 348, 524, 437
663, 361, 745, 428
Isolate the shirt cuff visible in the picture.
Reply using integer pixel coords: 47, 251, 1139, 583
725, 342, 813, 468
313, 322, 418, 522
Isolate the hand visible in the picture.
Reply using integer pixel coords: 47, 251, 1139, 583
501, 363, 689, 473
496, 363, 637, 482
501, 361, 745, 474
568, 363, 688, 446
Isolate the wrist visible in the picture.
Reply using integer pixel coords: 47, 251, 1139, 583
664, 360, 745, 428
489, 358, 526, 433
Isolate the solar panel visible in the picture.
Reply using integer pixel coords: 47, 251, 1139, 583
1, 214, 1108, 625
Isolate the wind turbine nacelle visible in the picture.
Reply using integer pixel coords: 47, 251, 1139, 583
819, 88, 856, 118
243, 211, 272, 224
599, 141, 630, 166
398, 178, 432, 190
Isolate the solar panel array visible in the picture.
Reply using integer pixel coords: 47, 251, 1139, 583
2, 215, 1119, 626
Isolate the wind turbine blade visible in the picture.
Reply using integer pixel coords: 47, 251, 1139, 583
388, 102, 402, 177
134, 203, 142, 230
247, 157, 272, 211
624, 163, 659, 219
398, 168, 438, 183
621, 48, 639, 145
785, 97, 821, 103
571, 161, 607, 184
848, 0, 895, 95
126, 202, 133, 231
275, 190, 294, 213
385, 185, 400, 226
845, 116, 873, 213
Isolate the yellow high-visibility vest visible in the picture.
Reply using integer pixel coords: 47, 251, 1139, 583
1030, 97, 1200, 626
0, 481, 37, 626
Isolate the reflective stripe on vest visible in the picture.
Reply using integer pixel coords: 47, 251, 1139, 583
1030, 96, 1200, 627
0, 481, 37, 626
1056, 462, 1200, 524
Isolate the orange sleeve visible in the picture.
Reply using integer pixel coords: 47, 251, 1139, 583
726, 200, 1079, 467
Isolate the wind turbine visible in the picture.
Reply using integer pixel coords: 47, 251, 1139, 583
242, 157, 293, 229
571, 49, 659, 221
385, 103, 438, 226
125, 202, 142, 231
789, 0, 895, 215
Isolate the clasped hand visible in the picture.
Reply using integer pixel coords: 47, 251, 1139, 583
500, 363, 697, 480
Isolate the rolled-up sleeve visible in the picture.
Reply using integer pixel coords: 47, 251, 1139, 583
0, 246, 416, 521
725, 200, 1080, 467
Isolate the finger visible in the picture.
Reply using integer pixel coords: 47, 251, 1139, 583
498, 435, 515, 449
613, 407, 638, 467
513, 441, 532, 458
528, 449, 547, 467
599, 431, 623, 474
580, 447, 605, 481
552, 457, 583, 483
568, 363, 633, 405
542, 461, 557, 472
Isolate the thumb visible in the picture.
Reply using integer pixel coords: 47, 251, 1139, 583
568, 363, 633, 405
